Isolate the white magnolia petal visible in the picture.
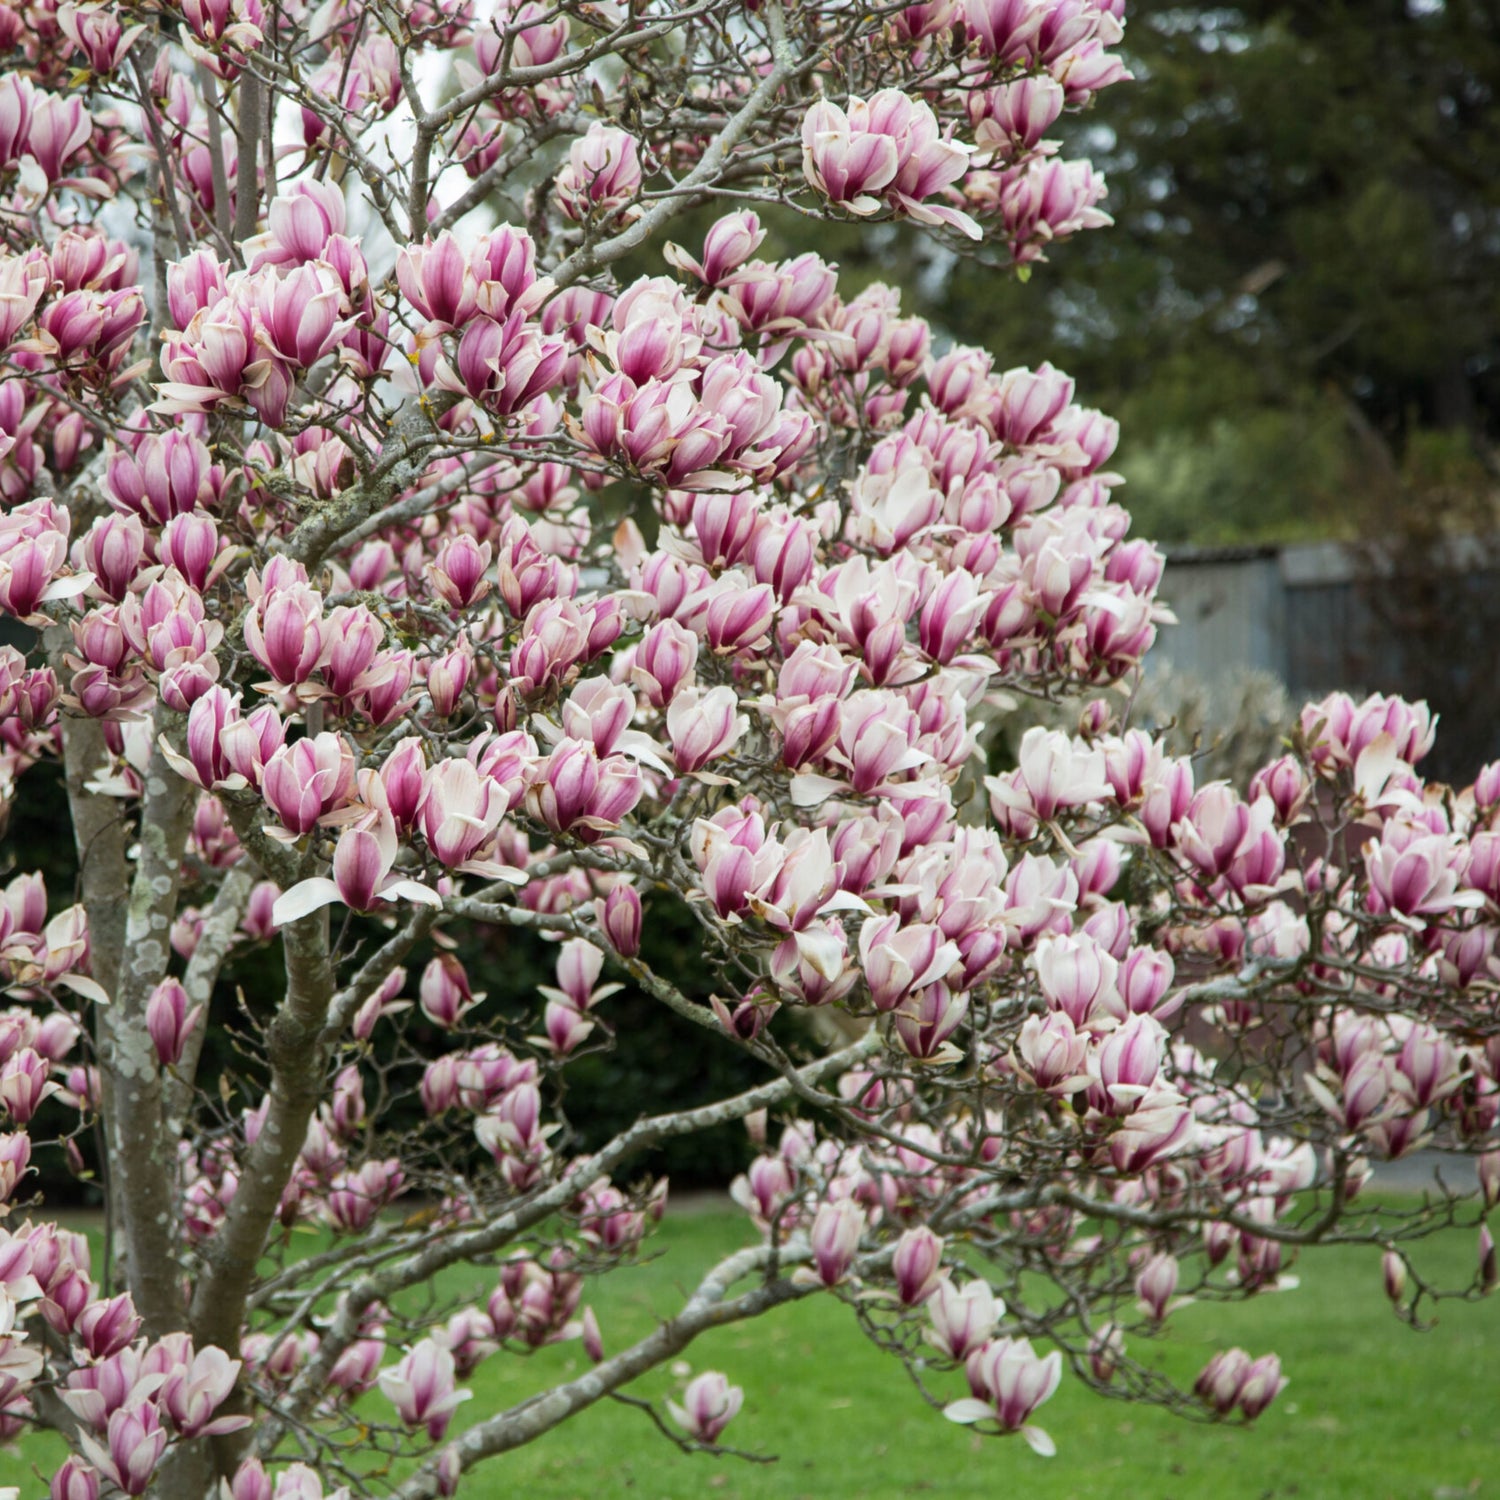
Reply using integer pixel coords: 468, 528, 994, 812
1021, 1424, 1057, 1458
54, 973, 110, 1005
941, 1398, 993, 1426
272, 878, 343, 926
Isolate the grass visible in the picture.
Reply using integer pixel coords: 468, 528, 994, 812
3, 1205, 1498, 1498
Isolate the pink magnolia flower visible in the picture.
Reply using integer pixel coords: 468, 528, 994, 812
0, 253, 46, 348
444, 311, 567, 412
1364, 823, 1480, 922
0, 1048, 59, 1123
555, 124, 643, 222
947, 1337, 1063, 1455
1016, 1011, 1090, 1096
475, 1, 570, 72
272, 812, 442, 924
77, 1401, 168, 1495
807, 1198, 864, 1286
225, 1459, 274, 1500
159, 1343, 251, 1438
631, 620, 698, 708
703, 580, 776, 655
248, 180, 346, 267
260, 734, 356, 837
892, 1226, 945, 1306
1134, 1251, 1179, 1322
381, 738, 429, 832
180, 0, 265, 68
75, 512, 144, 604
987, 726, 1112, 835
925, 1278, 997, 1361
49, 1455, 101, 1500
253, 264, 346, 368
525, 740, 643, 842
243, 581, 326, 686
25, 93, 94, 185
667, 686, 747, 773
891, 980, 969, 1060
273, 1464, 348, 1500
317, 605, 386, 703
1301, 691, 1436, 771
858, 916, 959, 1013
146, 978, 202, 1068
378, 1341, 473, 1440
1194, 1348, 1287, 1420
666, 1371, 742, 1443
158, 512, 222, 592
1097, 1093, 1195, 1174
74, 1293, 141, 1360
729, 1152, 795, 1225
596, 884, 642, 957
664, 211, 766, 287
969, 75, 1065, 153
326, 1159, 405, 1233
1033, 933, 1118, 1029
426, 636, 475, 718
1091, 1014, 1165, 1116
418, 759, 511, 872
802, 91, 978, 238
419, 955, 481, 1029
965, 0, 1047, 63
0, 503, 85, 620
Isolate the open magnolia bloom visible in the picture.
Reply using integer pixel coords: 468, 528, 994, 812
271, 811, 446, 924
0, 0, 1493, 1496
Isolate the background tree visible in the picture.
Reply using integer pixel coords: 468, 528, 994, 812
925, 0, 1500, 543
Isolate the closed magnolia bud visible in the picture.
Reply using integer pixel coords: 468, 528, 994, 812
892, 1226, 945, 1307
420, 955, 479, 1029
1089, 1323, 1124, 1383
1479, 1151, 1500, 1211
51, 1457, 101, 1500
1203, 1220, 1235, 1268
597, 884, 642, 959
582, 1306, 604, 1363
1134, 1252, 1178, 1322
1481, 1225, 1498, 1294
146, 977, 201, 1068
1382, 1249, 1406, 1304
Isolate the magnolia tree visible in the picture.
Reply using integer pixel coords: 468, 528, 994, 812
0, 0, 1496, 1495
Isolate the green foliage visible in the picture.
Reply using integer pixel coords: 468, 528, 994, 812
917, 0, 1500, 545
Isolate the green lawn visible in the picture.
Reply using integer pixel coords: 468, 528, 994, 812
4, 1206, 1498, 1498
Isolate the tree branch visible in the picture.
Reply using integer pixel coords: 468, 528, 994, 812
190, 905, 338, 1475
254, 1028, 881, 1458
165, 864, 255, 1127
549, 0, 809, 290
394, 1244, 808, 1498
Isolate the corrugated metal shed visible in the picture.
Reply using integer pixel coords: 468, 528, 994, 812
1150, 540, 1377, 698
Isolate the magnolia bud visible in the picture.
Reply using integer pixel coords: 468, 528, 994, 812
598, 884, 642, 959
1381, 1249, 1406, 1305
